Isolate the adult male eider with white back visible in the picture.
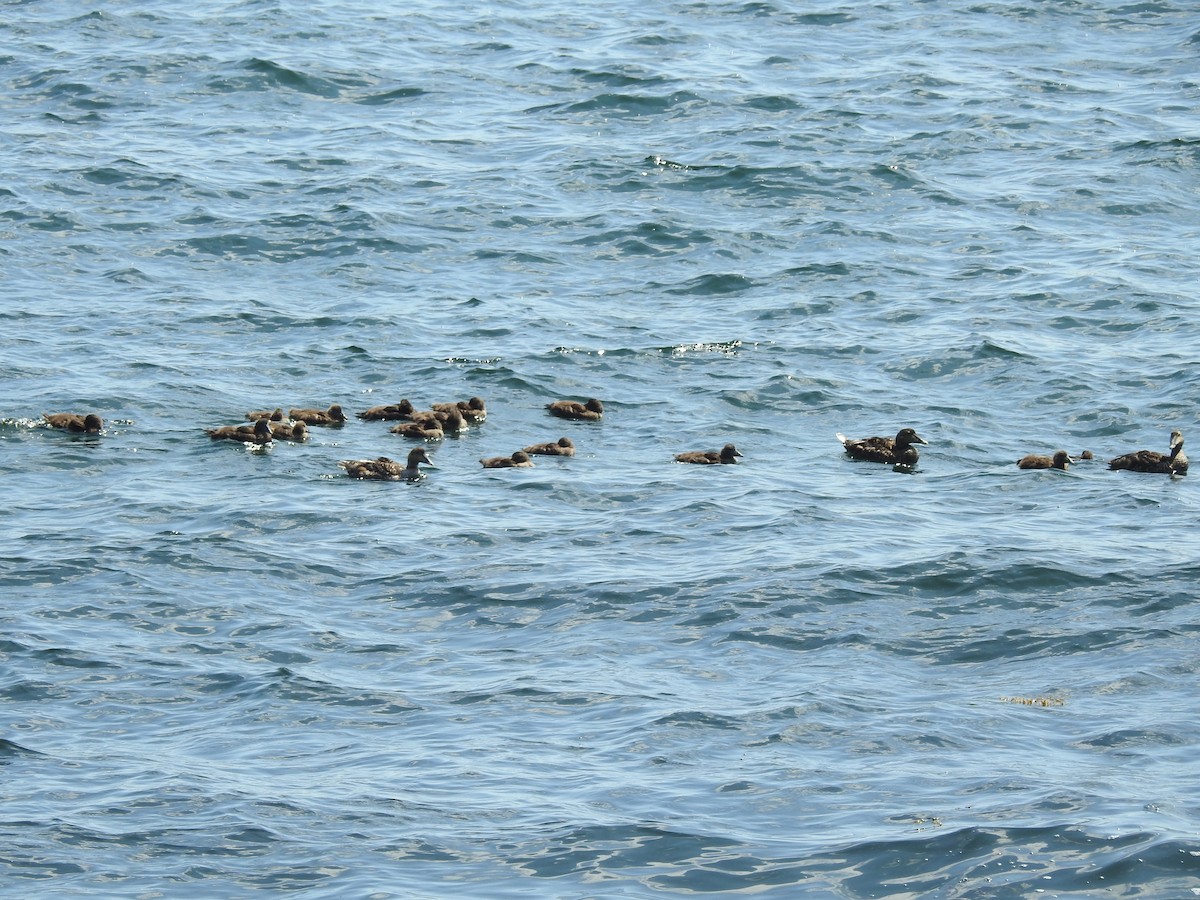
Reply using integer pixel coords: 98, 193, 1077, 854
1109, 430, 1187, 475
837, 428, 927, 466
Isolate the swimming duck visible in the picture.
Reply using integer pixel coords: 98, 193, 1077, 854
269, 420, 308, 442
206, 418, 274, 444
43, 413, 103, 433
675, 443, 742, 465
524, 437, 576, 457
389, 419, 444, 440
480, 450, 534, 468
357, 399, 415, 421
289, 404, 347, 426
837, 428, 928, 466
1017, 450, 1072, 470
340, 447, 433, 481
1109, 430, 1187, 475
434, 396, 487, 423
547, 398, 604, 421
246, 408, 286, 422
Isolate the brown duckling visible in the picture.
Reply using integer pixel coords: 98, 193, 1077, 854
480, 450, 534, 468
340, 447, 433, 481
547, 398, 604, 421
837, 428, 927, 466
390, 419, 444, 440
675, 443, 742, 465
43, 413, 104, 433
1109, 430, 1187, 475
206, 418, 274, 444
269, 420, 308, 442
246, 408, 286, 422
434, 396, 487, 423
524, 437, 575, 457
357, 399, 415, 421
289, 404, 347, 426
1017, 450, 1072, 470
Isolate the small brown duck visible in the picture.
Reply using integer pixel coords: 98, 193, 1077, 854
356, 399, 415, 421
289, 404, 347, 426
43, 413, 104, 433
480, 450, 534, 468
837, 428, 928, 466
675, 443, 742, 465
246, 408, 286, 422
1109, 430, 1187, 475
206, 418, 274, 444
524, 437, 576, 457
432, 407, 468, 433
269, 420, 308, 442
340, 447, 433, 481
389, 419, 444, 440
434, 396, 487, 423
547, 398, 604, 421
1017, 450, 1072, 470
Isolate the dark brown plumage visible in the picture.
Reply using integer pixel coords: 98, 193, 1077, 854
675, 443, 742, 465
547, 398, 604, 421
356, 400, 415, 421
1109, 430, 1187, 475
1017, 450, 1071, 470
289, 404, 347, 426
340, 447, 432, 480
390, 418, 444, 440
246, 408, 286, 422
480, 450, 534, 468
837, 428, 928, 466
206, 418, 274, 444
524, 437, 576, 457
43, 413, 103, 433
269, 420, 308, 442
433, 396, 487, 423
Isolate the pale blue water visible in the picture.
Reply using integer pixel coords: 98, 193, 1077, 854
2, 1, 1199, 897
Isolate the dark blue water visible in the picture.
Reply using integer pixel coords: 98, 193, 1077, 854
3, 1, 1199, 896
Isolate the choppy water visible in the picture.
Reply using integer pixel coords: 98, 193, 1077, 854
3, 0, 1200, 896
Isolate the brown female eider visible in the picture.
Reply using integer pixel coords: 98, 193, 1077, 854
1017, 450, 1072, 470
289, 404, 347, 426
246, 408, 286, 422
524, 437, 576, 457
1109, 430, 1187, 475
356, 400, 415, 421
480, 450, 534, 468
206, 418, 274, 444
837, 428, 928, 466
43, 413, 104, 433
675, 443, 742, 465
269, 420, 308, 442
340, 447, 433, 481
547, 398, 604, 421
390, 418, 444, 440
434, 396, 487, 423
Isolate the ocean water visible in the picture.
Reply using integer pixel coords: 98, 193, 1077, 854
2, 0, 1199, 896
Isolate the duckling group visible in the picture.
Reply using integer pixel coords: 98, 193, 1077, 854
39, 407, 1188, 481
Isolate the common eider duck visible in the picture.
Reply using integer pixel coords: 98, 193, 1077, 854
675, 443, 742, 465
1109, 430, 1187, 475
206, 418, 274, 444
837, 428, 928, 466
43, 413, 103, 433
480, 450, 534, 468
434, 396, 487, 423
289, 404, 347, 426
389, 419, 444, 440
340, 447, 432, 481
356, 400, 415, 421
547, 398, 604, 421
269, 420, 308, 442
432, 407, 468, 433
1017, 450, 1072, 470
524, 437, 575, 457
246, 408, 286, 422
